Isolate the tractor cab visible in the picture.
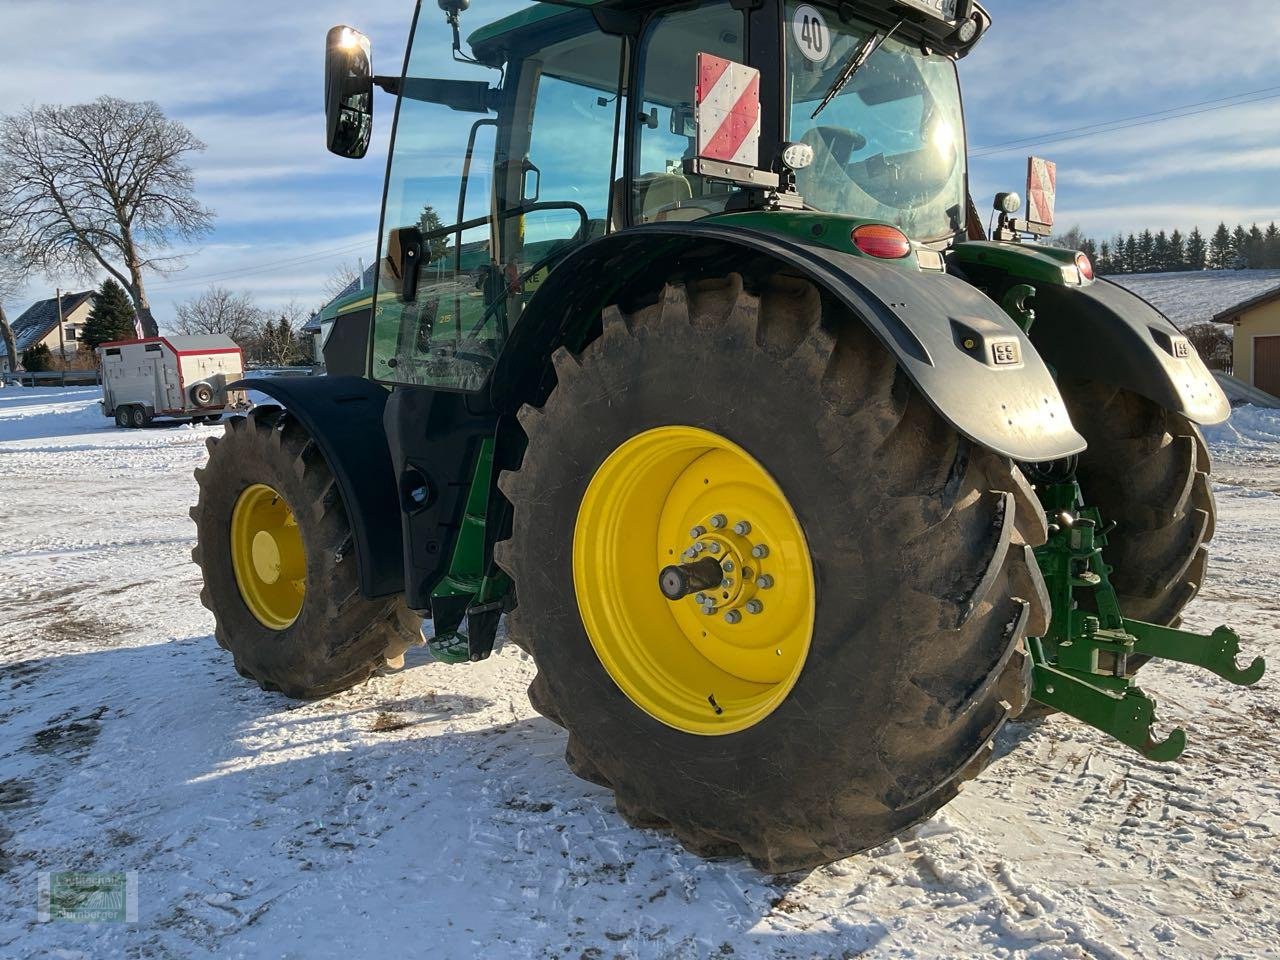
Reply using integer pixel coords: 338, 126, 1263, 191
324, 0, 989, 392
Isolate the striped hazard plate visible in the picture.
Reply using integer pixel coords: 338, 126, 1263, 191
694, 53, 761, 167
1026, 156, 1057, 227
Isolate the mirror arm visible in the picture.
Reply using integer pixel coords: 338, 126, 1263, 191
372, 75, 402, 95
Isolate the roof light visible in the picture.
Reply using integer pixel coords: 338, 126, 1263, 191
852, 224, 912, 260
1075, 252, 1094, 281
994, 192, 1021, 214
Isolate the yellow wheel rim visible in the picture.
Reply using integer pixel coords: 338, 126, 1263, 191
230, 483, 307, 630
573, 426, 815, 735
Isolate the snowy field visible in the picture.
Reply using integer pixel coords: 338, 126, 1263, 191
1112, 269, 1280, 329
1, 385, 1278, 960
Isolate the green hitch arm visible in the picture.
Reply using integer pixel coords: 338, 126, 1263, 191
1126, 620, 1266, 686
1029, 639, 1187, 762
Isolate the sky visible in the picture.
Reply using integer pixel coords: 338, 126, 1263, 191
2, 0, 1278, 326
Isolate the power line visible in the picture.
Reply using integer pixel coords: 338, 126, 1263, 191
971, 86, 1280, 158
148, 238, 373, 289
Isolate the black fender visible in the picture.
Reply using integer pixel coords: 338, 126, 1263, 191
495, 222, 1085, 462
229, 375, 404, 599
1026, 279, 1230, 425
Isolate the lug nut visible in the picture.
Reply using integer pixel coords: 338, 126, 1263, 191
724, 610, 742, 624
746, 599, 763, 615
708, 542, 721, 554
751, 544, 769, 559
710, 514, 727, 529
701, 604, 716, 615
689, 525, 706, 539
694, 593, 708, 605
733, 520, 751, 536
723, 560, 735, 572
694, 542, 706, 553
756, 574, 774, 589
683, 547, 698, 560
721, 578, 733, 588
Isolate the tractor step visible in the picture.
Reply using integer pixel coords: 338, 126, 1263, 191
1029, 477, 1266, 760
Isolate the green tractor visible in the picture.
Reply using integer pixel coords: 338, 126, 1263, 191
191, 0, 1264, 871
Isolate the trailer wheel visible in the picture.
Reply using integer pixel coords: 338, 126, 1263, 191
129, 406, 149, 428
191, 405, 423, 698
497, 273, 1049, 872
190, 382, 215, 407
114, 407, 131, 429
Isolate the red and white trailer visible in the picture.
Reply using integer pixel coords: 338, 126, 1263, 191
99, 335, 249, 428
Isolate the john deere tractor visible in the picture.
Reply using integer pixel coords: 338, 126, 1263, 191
191, 0, 1264, 871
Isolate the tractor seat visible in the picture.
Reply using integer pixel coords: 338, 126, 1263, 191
610, 173, 694, 228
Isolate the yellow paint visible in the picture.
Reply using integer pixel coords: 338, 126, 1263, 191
1227, 298, 1280, 388
573, 426, 814, 735
231, 483, 306, 629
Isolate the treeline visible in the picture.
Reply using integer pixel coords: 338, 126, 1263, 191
1055, 222, 1280, 276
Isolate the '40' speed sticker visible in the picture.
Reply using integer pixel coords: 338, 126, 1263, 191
792, 4, 829, 63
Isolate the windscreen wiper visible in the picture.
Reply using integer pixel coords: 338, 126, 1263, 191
809, 19, 904, 120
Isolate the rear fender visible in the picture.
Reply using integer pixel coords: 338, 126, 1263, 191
952, 241, 1229, 425
1028, 279, 1229, 425
229, 376, 404, 599
495, 223, 1085, 462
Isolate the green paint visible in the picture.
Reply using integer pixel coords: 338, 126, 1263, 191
468, 0, 606, 51
428, 436, 505, 664
1030, 478, 1265, 760
953, 240, 1086, 286
707, 211, 923, 271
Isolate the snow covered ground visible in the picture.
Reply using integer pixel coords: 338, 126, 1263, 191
1, 385, 1278, 960
1111, 269, 1280, 330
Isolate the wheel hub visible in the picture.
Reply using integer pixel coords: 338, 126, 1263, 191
574, 426, 814, 735
230, 483, 307, 630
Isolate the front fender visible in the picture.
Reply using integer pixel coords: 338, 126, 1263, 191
229, 375, 404, 599
497, 223, 1085, 462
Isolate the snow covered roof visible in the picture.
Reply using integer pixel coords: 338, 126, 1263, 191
1212, 284, 1280, 324
10, 290, 94, 352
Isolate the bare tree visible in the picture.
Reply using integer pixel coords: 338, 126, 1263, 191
173, 286, 263, 345
0, 96, 213, 337
323, 259, 364, 301
249, 300, 308, 367
0, 256, 24, 373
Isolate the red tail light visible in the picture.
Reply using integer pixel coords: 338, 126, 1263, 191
1075, 252, 1094, 281
852, 224, 911, 260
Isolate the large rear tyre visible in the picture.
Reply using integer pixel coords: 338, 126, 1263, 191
191, 406, 422, 698
1059, 380, 1215, 634
497, 273, 1050, 872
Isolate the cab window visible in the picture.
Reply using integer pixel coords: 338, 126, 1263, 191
632, 1, 746, 225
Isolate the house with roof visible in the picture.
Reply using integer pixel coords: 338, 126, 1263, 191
1214, 285, 1280, 400
3, 291, 95, 371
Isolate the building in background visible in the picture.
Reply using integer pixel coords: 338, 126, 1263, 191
1214, 286, 1280, 399
3, 291, 94, 371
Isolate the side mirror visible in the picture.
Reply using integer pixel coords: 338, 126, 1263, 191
325, 25, 374, 159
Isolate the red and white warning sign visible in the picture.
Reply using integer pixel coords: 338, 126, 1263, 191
694, 53, 761, 167
1026, 156, 1057, 227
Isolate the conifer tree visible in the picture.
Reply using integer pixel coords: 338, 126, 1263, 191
1137, 229, 1155, 272
1124, 234, 1139, 273
80, 278, 138, 351
1187, 227, 1208, 270
1152, 231, 1171, 272
1265, 222, 1280, 269
1097, 240, 1112, 275
1169, 229, 1186, 271
1210, 223, 1232, 269
1231, 224, 1249, 266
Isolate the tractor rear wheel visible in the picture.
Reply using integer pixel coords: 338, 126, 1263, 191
497, 273, 1050, 872
1059, 380, 1215, 636
191, 406, 422, 698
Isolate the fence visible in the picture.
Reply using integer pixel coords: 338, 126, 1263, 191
1, 369, 102, 387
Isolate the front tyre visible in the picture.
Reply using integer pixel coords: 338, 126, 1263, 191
497, 273, 1050, 871
191, 406, 421, 698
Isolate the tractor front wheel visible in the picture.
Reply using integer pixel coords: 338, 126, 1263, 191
191, 406, 422, 698
497, 273, 1050, 871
